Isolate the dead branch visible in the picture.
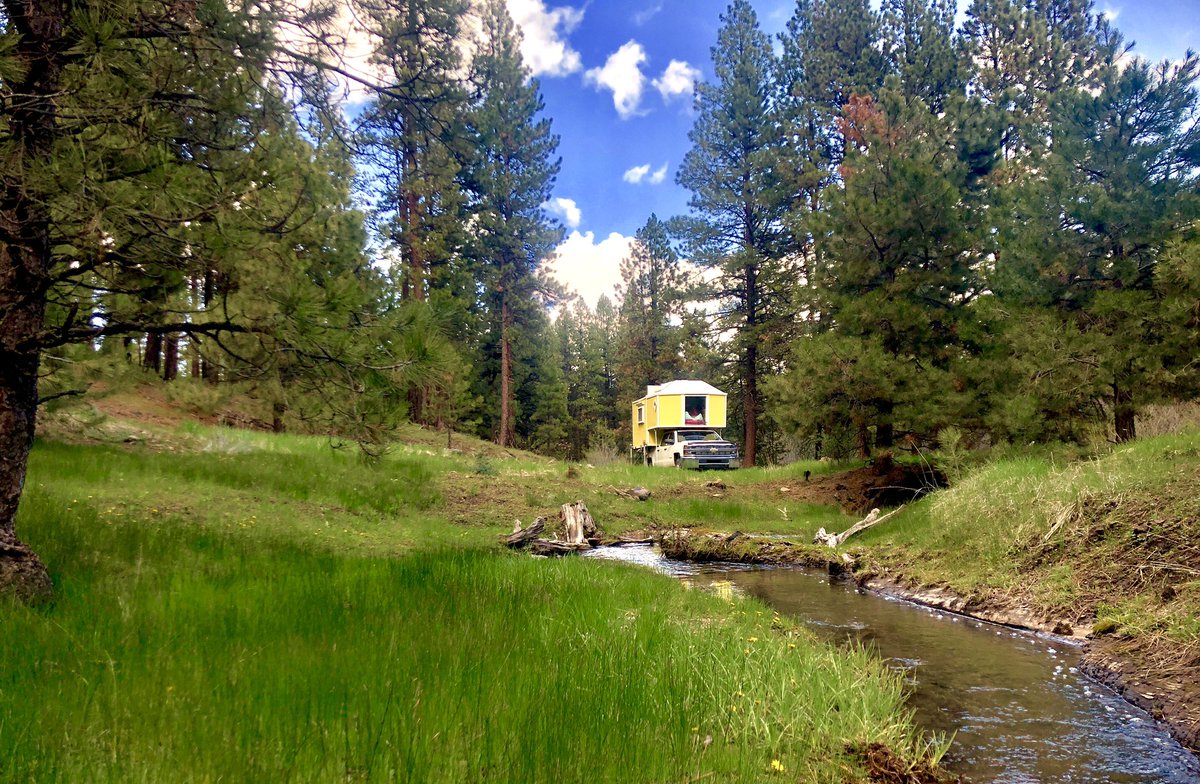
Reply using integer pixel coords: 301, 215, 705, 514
814, 506, 905, 547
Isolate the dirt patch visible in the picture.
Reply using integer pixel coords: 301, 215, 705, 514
850, 742, 961, 784
1082, 636, 1200, 754
685, 457, 945, 515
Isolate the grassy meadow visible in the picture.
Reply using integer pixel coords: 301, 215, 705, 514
1, 413, 933, 783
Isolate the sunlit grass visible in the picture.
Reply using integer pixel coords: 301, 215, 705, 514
0, 433, 936, 782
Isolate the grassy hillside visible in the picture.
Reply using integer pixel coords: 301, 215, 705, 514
853, 430, 1200, 642
1, 412, 937, 782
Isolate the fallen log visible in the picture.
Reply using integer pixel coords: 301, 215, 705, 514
505, 516, 547, 548
559, 500, 597, 545
813, 506, 905, 547
530, 540, 591, 557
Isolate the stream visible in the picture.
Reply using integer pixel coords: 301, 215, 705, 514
584, 544, 1200, 783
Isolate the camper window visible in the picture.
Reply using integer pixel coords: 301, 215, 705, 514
684, 396, 706, 425
636, 405, 645, 424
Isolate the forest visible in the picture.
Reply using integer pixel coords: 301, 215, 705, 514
2, 0, 1198, 595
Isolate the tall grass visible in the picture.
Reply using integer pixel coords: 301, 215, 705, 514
1, 439, 930, 782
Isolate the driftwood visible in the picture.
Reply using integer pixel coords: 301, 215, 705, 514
614, 535, 655, 545
530, 540, 591, 556
559, 500, 598, 544
611, 485, 652, 501
505, 516, 546, 548
813, 506, 905, 547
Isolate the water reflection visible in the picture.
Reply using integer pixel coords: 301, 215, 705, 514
584, 545, 1200, 783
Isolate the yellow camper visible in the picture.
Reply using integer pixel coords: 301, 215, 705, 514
630, 380, 739, 469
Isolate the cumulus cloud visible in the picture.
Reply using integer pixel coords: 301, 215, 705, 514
652, 59, 701, 102
543, 196, 582, 228
548, 230, 635, 307
585, 40, 648, 119
623, 162, 667, 185
1100, 4, 1120, 20
623, 164, 651, 183
507, 0, 584, 77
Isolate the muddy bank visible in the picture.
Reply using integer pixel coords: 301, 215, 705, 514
1082, 637, 1200, 753
658, 528, 1200, 757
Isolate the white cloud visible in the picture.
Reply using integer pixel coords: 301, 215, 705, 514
1100, 4, 1120, 21
633, 3, 663, 25
544, 196, 582, 228
623, 163, 651, 183
506, 0, 584, 77
652, 59, 701, 102
585, 40, 648, 119
548, 230, 635, 308
623, 162, 668, 185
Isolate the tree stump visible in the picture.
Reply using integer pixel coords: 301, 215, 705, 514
559, 500, 597, 545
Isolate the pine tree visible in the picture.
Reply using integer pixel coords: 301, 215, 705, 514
772, 82, 994, 453
462, 0, 563, 447
0, 0, 346, 597
357, 0, 470, 304
777, 0, 889, 174
881, 0, 961, 112
615, 214, 690, 403
991, 53, 1200, 441
675, 0, 795, 466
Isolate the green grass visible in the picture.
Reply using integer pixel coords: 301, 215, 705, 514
1, 431, 935, 782
848, 430, 1200, 641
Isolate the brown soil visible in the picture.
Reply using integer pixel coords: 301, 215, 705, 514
1082, 636, 1200, 754
696, 456, 945, 515
850, 742, 961, 784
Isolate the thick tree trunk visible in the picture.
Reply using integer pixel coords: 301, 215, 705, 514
1114, 382, 1136, 443
162, 334, 179, 381
0, 0, 63, 600
876, 400, 894, 450
143, 331, 162, 372
499, 298, 512, 448
272, 401, 286, 433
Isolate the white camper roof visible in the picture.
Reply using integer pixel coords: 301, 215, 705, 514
638, 380, 726, 401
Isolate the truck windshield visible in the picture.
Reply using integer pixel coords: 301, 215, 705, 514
679, 431, 720, 441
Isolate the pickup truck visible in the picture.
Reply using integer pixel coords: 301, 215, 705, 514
652, 429, 740, 470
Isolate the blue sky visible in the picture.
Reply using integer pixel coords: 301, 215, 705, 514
515, 0, 1200, 307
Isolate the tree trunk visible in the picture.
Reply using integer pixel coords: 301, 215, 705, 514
163, 333, 178, 381
1114, 382, 1136, 443
743, 257, 759, 468
856, 419, 872, 459
0, 0, 63, 600
499, 297, 513, 448
143, 331, 162, 372
201, 269, 218, 384
272, 401, 286, 433
876, 400, 894, 450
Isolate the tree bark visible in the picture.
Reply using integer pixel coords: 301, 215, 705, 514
876, 400, 894, 450
0, 0, 64, 600
499, 297, 512, 448
1114, 382, 1136, 443
162, 334, 179, 381
143, 331, 163, 372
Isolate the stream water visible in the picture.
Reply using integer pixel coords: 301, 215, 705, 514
584, 545, 1200, 783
